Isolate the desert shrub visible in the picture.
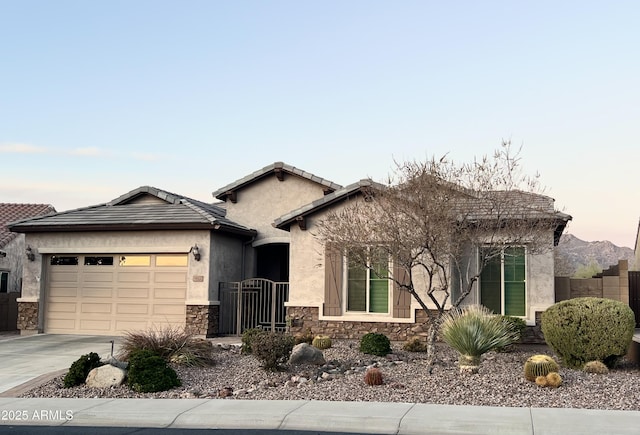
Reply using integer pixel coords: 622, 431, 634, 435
312, 335, 332, 350
118, 325, 214, 366
440, 305, 520, 373
402, 337, 427, 352
63, 352, 103, 388
251, 332, 295, 371
541, 297, 635, 369
241, 328, 267, 355
293, 328, 313, 345
359, 333, 391, 357
364, 367, 383, 386
127, 349, 181, 393
584, 360, 609, 374
495, 316, 527, 351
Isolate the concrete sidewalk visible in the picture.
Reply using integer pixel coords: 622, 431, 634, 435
1, 398, 640, 434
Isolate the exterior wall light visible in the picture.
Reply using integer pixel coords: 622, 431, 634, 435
26, 246, 35, 261
190, 244, 201, 261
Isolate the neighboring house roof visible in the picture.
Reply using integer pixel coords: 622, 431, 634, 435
8, 186, 256, 237
274, 180, 572, 245
212, 161, 343, 202
0, 203, 56, 248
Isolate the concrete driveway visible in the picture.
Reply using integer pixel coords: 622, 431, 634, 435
0, 334, 120, 395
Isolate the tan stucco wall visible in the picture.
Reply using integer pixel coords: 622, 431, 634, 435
287, 203, 558, 325
0, 235, 25, 293
221, 174, 329, 245
20, 230, 213, 305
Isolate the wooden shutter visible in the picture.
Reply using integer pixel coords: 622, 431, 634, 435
392, 263, 411, 318
324, 244, 343, 316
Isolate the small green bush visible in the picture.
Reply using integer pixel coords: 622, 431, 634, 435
402, 337, 427, 352
241, 328, 267, 355
63, 352, 103, 388
541, 297, 635, 369
495, 315, 527, 352
127, 349, 181, 393
359, 332, 391, 357
251, 332, 295, 371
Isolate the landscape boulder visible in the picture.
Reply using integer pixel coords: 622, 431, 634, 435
85, 364, 126, 388
288, 343, 326, 365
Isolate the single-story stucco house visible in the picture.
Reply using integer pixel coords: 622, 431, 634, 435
9, 162, 571, 339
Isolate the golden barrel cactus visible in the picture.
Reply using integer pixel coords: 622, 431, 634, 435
524, 355, 559, 382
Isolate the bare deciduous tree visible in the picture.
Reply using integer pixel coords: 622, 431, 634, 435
315, 141, 568, 369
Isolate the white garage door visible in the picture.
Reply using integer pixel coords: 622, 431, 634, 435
45, 254, 187, 335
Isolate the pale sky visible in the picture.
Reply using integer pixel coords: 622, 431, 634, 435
1, 1, 639, 247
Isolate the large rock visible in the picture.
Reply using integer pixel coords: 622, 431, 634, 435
288, 343, 326, 365
85, 364, 126, 388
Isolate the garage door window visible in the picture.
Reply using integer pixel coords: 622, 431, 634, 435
51, 256, 79, 266
84, 256, 114, 266
156, 255, 188, 267
118, 255, 151, 266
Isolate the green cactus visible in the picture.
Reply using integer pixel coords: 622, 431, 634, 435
312, 335, 332, 350
583, 360, 609, 374
524, 354, 559, 381
545, 372, 563, 388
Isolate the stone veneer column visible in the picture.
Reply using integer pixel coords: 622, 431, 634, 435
17, 301, 39, 335
185, 305, 219, 337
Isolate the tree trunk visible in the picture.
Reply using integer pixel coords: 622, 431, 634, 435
425, 324, 438, 373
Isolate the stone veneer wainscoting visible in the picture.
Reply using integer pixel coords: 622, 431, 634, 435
17, 301, 39, 335
286, 306, 546, 345
185, 305, 219, 337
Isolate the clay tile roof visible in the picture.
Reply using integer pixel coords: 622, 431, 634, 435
0, 203, 56, 247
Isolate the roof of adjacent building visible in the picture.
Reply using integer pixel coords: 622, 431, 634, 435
0, 203, 56, 248
8, 186, 256, 237
212, 161, 343, 201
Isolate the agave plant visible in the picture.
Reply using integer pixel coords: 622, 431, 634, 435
440, 305, 520, 374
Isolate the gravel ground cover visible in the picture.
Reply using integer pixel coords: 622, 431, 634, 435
20, 340, 640, 411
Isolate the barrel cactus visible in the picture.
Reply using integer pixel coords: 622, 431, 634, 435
364, 367, 383, 386
524, 354, 559, 381
535, 375, 548, 387
545, 372, 563, 388
583, 360, 609, 374
312, 335, 332, 350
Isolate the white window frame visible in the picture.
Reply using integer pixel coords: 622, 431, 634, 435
342, 250, 391, 315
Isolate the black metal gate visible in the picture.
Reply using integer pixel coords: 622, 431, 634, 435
630, 271, 640, 328
219, 279, 289, 336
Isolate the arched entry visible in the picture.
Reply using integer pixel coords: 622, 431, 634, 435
256, 243, 289, 281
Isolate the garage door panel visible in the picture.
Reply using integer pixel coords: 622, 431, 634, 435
154, 288, 186, 299
46, 254, 187, 336
81, 303, 112, 313
116, 304, 149, 314
48, 287, 78, 297
82, 288, 113, 297
83, 272, 114, 282
154, 272, 187, 283
80, 319, 113, 331
50, 272, 78, 283
47, 302, 77, 313
118, 272, 151, 283
115, 320, 149, 332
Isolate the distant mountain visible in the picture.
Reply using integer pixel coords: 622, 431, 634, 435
554, 234, 636, 277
